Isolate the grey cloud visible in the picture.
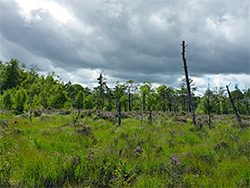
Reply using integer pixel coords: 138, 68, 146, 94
0, 0, 249, 87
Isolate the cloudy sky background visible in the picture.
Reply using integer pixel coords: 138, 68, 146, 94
0, 0, 249, 94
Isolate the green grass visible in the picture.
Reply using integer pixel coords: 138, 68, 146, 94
0, 111, 249, 187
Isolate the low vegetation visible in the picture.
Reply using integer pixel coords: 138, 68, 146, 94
1, 109, 249, 187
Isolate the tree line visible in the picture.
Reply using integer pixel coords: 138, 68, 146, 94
0, 59, 249, 115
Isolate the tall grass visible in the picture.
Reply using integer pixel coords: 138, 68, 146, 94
0, 110, 249, 187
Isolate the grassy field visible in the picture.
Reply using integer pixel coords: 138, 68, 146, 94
1, 110, 250, 187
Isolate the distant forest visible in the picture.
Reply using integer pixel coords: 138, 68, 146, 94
0, 59, 249, 115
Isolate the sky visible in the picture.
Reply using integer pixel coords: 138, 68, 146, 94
0, 0, 249, 94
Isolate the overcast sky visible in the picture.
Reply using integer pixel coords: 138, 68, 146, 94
0, 0, 249, 93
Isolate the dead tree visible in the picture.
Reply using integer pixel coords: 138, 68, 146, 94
181, 41, 197, 127
118, 102, 121, 126
226, 84, 241, 124
207, 81, 212, 127
207, 93, 212, 127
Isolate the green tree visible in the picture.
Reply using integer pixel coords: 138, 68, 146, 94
197, 88, 216, 125
30, 94, 41, 109
124, 80, 135, 111
177, 79, 196, 112
166, 87, 176, 112
217, 87, 229, 114
49, 86, 68, 109
120, 95, 128, 111
1, 89, 13, 110
0, 59, 22, 92
66, 84, 84, 102
231, 85, 244, 114
104, 87, 114, 111
95, 73, 107, 110
157, 85, 167, 112
75, 90, 84, 109
14, 88, 27, 112
177, 83, 188, 112
114, 81, 125, 109
139, 82, 152, 111
84, 94, 94, 109
243, 88, 250, 115
39, 90, 49, 108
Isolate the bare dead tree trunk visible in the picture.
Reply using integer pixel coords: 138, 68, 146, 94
207, 96, 212, 127
128, 87, 132, 111
207, 81, 212, 127
143, 94, 146, 111
226, 84, 241, 123
163, 94, 166, 112
118, 102, 121, 126
181, 41, 197, 127
113, 102, 122, 126
141, 103, 143, 124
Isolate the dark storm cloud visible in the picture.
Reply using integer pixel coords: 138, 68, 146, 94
0, 0, 249, 87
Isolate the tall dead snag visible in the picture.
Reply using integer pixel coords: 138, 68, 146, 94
181, 41, 197, 127
118, 102, 121, 126
206, 81, 212, 127
113, 102, 122, 126
226, 84, 242, 124
207, 93, 212, 127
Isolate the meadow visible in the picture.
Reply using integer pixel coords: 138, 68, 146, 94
1, 109, 250, 187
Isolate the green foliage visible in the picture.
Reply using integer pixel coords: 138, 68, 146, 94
84, 94, 94, 109
0, 58, 249, 117
14, 87, 27, 112
75, 90, 84, 109
49, 87, 68, 109
0, 89, 13, 110
110, 160, 137, 187
0, 59, 22, 92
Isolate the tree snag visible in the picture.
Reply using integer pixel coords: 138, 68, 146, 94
118, 101, 121, 126
181, 41, 197, 127
226, 84, 241, 124
113, 101, 122, 126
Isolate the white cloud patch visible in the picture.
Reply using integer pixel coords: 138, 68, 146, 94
15, 0, 74, 24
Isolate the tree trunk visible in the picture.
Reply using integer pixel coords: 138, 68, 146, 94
141, 105, 143, 124
181, 41, 197, 127
207, 97, 211, 127
128, 88, 132, 111
143, 94, 146, 111
149, 110, 152, 125
226, 85, 241, 123
118, 102, 121, 126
